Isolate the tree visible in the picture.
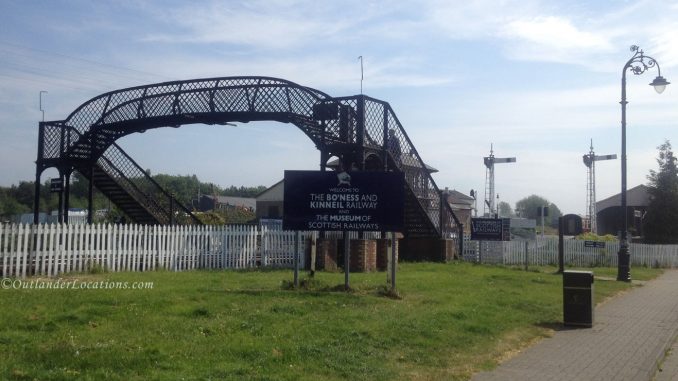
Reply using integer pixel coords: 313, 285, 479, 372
497, 201, 513, 217
0, 172, 267, 222
548, 203, 562, 227
643, 140, 678, 244
11, 181, 36, 210
0, 190, 29, 219
514, 195, 562, 228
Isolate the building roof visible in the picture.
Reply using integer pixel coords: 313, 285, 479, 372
203, 195, 256, 210
596, 184, 650, 212
256, 179, 284, 201
326, 158, 439, 173
443, 189, 475, 207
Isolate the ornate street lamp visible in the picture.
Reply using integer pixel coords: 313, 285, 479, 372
618, 45, 670, 281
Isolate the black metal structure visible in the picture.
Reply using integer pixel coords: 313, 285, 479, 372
617, 46, 669, 281
35, 76, 461, 239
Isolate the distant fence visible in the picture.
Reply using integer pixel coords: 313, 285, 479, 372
0, 223, 316, 279
463, 237, 678, 268
12, 213, 89, 225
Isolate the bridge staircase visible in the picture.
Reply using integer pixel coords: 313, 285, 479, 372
313, 95, 460, 239
42, 124, 200, 225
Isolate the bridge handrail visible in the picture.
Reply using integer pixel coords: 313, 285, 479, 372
57, 125, 200, 224
379, 100, 444, 234
64, 76, 330, 133
101, 140, 201, 224
322, 95, 453, 235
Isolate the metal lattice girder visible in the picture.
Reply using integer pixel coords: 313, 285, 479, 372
36, 76, 461, 236
71, 77, 328, 132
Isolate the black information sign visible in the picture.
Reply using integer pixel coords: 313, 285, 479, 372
50, 178, 63, 193
470, 218, 511, 241
584, 241, 606, 248
283, 170, 405, 232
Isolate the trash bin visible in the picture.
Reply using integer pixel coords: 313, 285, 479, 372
563, 270, 594, 327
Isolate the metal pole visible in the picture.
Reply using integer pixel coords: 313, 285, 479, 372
309, 231, 317, 277
614, 45, 668, 281
387, 234, 392, 284
524, 240, 529, 271
33, 170, 41, 224
39, 91, 47, 122
390, 231, 396, 292
344, 231, 350, 290
558, 216, 564, 274
57, 173, 64, 224
64, 172, 70, 224
34, 122, 46, 225
294, 231, 300, 288
541, 206, 545, 238
358, 56, 363, 94
87, 170, 94, 224
458, 224, 464, 259
617, 61, 631, 282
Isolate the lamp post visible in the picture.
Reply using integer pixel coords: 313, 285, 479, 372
618, 45, 669, 282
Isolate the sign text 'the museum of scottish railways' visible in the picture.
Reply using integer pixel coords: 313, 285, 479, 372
282, 170, 404, 232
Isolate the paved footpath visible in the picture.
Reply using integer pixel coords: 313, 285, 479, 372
655, 336, 678, 381
472, 270, 678, 381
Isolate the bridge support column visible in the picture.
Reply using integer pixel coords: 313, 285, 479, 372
33, 169, 42, 224
87, 167, 94, 224
64, 171, 71, 224
399, 237, 457, 262
57, 171, 64, 224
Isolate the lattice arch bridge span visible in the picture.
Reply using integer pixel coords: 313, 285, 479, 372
34, 76, 461, 243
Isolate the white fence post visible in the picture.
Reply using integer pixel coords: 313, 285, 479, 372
13, 222, 678, 278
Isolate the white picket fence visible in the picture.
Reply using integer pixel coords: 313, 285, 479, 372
0, 223, 311, 278
463, 237, 678, 268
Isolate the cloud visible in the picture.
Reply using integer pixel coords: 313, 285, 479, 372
125, 53, 453, 92
426, 0, 540, 39
502, 16, 613, 58
648, 22, 678, 69
500, 4, 678, 72
139, 0, 369, 50
421, 0, 678, 73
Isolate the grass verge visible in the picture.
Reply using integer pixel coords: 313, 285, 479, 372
0, 262, 662, 380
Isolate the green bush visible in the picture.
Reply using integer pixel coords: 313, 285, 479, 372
576, 232, 617, 242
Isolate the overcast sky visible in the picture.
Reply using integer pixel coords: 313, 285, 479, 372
1, 0, 677, 215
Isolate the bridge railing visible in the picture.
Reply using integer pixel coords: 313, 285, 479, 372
37, 123, 200, 225
63, 77, 329, 134
314, 95, 460, 237
98, 142, 201, 225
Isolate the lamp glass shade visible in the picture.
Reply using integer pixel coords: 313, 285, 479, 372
650, 76, 670, 94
